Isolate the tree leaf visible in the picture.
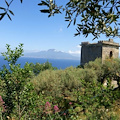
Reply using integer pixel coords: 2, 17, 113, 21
65, 19, 70, 21
73, 18, 76, 25
40, 9, 50, 13
109, 7, 112, 13
20, 0, 23, 3
74, 32, 80, 36
0, 7, 5, 10
102, 9, 108, 16
5, 0, 9, 7
9, 10, 14, 16
67, 21, 72, 28
0, 13, 6, 20
7, 13, 12, 21
38, 1, 49, 7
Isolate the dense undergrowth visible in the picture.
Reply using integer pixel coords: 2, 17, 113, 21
0, 44, 120, 120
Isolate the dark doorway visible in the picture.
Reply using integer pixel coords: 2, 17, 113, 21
110, 51, 113, 58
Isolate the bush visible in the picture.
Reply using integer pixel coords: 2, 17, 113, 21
85, 58, 120, 87
30, 61, 57, 76
0, 44, 37, 119
84, 58, 104, 82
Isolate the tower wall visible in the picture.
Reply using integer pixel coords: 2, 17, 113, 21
81, 44, 102, 65
102, 45, 119, 62
80, 39, 119, 65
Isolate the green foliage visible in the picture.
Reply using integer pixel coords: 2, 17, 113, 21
39, 0, 120, 39
32, 67, 92, 98
30, 61, 57, 76
1, 44, 24, 65
32, 66, 98, 97
0, 44, 36, 119
32, 58, 120, 119
1, 1, 120, 39
0, 45, 120, 119
85, 58, 120, 87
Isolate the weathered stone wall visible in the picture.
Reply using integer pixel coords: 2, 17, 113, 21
102, 45, 119, 62
81, 44, 102, 65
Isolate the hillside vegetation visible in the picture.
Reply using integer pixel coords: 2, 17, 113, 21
0, 44, 120, 120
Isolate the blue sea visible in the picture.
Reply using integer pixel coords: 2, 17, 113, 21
0, 56, 80, 69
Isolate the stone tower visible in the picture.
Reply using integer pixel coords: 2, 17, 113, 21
81, 39, 119, 65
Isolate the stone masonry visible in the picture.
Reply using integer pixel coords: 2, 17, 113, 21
81, 39, 119, 65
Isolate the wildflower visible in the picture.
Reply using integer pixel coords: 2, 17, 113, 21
54, 105, 60, 113
63, 113, 66, 116
45, 102, 51, 109
69, 102, 72, 105
0, 96, 6, 112
45, 102, 51, 114
0, 96, 4, 106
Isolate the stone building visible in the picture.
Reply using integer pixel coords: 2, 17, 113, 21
81, 39, 119, 65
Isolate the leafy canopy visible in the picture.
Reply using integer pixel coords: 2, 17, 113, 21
1, 0, 120, 39
0, 0, 23, 21
39, 0, 120, 39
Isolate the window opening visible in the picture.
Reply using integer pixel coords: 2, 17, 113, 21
110, 51, 113, 58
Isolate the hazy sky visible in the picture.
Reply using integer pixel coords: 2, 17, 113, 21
0, 0, 120, 56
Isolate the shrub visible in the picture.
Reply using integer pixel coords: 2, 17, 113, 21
0, 44, 36, 119
30, 61, 57, 76
32, 67, 83, 97
84, 58, 104, 82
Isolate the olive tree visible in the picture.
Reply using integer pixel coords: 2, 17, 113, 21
39, 0, 120, 39
1, 0, 120, 39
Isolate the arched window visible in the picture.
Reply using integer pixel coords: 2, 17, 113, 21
110, 51, 113, 58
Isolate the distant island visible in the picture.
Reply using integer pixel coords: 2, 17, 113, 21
24, 49, 79, 60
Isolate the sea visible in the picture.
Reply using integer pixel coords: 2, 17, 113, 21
0, 56, 80, 69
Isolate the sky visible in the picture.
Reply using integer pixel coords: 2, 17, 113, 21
0, 0, 120, 57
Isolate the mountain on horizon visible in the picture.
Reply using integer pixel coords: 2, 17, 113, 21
24, 49, 79, 60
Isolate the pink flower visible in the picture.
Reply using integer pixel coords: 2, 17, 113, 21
0, 96, 4, 105
45, 102, 51, 109
0, 96, 6, 112
54, 105, 60, 113
45, 102, 51, 114
63, 113, 66, 116
69, 102, 72, 105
